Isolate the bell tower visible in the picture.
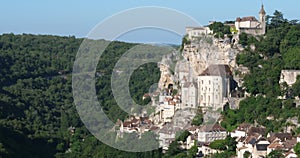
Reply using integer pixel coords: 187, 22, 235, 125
259, 4, 266, 34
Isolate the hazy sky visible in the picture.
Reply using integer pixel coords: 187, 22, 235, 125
1, 0, 299, 44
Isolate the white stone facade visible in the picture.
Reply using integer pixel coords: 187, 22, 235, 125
279, 70, 300, 86
181, 82, 198, 108
235, 5, 266, 35
198, 76, 228, 110
185, 26, 213, 39
197, 124, 227, 143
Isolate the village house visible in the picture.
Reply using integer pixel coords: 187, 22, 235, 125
197, 124, 227, 143
252, 138, 270, 158
120, 116, 154, 134
158, 124, 180, 150
235, 125, 268, 158
231, 123, 252, 138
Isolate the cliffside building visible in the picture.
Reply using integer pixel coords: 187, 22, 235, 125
181, 81, 198, 108
235, 5, 266, 35
197, 65, 232, 111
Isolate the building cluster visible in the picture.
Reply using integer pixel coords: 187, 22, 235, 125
180, 64, 233, 111
167, 123, 300, 158
231, 123, 299, 158
119, 116, 159, 135
185, 5, 266, 41
116, 5, 300, 157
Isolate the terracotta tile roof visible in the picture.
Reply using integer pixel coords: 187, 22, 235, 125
123, 121, 132, 127
199, 124, 226, 132
247, 127, 266, 136
283, 138, 297, 150
149, 126, 159, 131
237, 123, 252, 132
236, 16, 258, 22
268, 133, 293, 143
267, 142, 283, 149
245, 134, 260, 144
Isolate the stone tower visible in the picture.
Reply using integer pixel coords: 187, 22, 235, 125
259, 4, 266, 34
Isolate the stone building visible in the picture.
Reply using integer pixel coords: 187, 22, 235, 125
197, 124, 227, 143
181, 81, 198, 108
185, 26, 213, 40
197, 65, 232, 111
235, 5, 266, 36
279, 70, 300, 86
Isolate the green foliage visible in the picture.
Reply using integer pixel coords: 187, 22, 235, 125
243, 151, 251, 158
165, 141, 181, 157
209, 136, 236, 158
187, 144, 198, 158
230, 11, 300, 133
295, 143, 300, 157
238, 33, 258, 47
238, 32, 248, 46
129, 63, 160, 105
180, 34, 190, 51
209, 22, 231, 38
292, 76, 300, 98
294, 143, 300, 156
267, 150, 284, 158
209, 137, 236, 154
209, 140, 227, 150
176, 130, 190, 142
191, 114, 203, 126
269, 10, 288, 29
0, 34, 163, 158
283, 47, 300, 69
280, 25, 300, 53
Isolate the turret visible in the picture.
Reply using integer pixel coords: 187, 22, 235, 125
259, 4, 266, 35
259, 4, 266, 22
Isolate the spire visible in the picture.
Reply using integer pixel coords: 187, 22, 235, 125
259, 4, 266, 15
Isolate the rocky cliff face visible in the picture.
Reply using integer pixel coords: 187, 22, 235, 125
158, 35, 240, 90
182, 36, 238, 76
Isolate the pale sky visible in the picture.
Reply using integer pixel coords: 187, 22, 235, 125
1, 0, 299, 44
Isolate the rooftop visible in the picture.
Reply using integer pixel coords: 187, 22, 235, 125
200, 65, 232, 77
199, 124, 226, 132
236, 16, 258, 22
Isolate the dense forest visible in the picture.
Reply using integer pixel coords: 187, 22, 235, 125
0, 34, 162, 157
222, 11, 300, 134
0, 10, 300, 158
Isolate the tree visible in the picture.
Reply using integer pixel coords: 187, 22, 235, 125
292, 76, 300, 98
165, 141, 181, 157
270, 10, 287, 28
209, 139, 226, 150
187, 143, 198, 158
191, 114, 203, 126
243, 151, 251, 158
283, 47, 300, 70
239, 32, 248, 46
268, 150, 284, 158
176, 130, 190, 142
295, 142, 300, 156
209, 22, 231, 38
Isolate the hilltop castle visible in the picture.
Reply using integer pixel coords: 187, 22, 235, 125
185, 5, 267, 38
235, 4, 266, 35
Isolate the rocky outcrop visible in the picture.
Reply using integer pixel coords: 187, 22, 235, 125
182, 35, 238, 76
